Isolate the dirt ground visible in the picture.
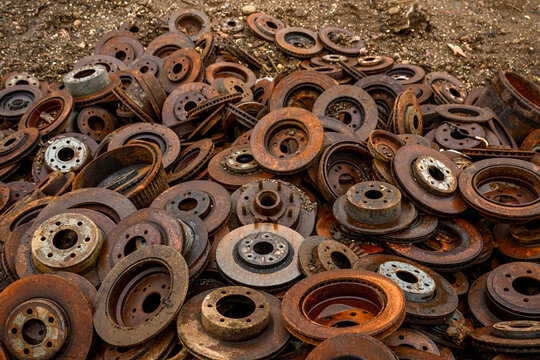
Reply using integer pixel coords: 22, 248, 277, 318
0, 0, 538, 90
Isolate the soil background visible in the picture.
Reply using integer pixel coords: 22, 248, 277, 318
0, 0, 538, 90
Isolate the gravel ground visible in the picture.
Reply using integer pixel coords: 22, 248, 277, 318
0, 0, 538, 90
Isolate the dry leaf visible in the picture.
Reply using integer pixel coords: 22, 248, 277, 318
447, 43, 467, 57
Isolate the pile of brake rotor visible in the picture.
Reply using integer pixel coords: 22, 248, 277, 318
0, 7, 539, 360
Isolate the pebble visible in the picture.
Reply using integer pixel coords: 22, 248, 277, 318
388, 7, 400, 16
242, 5, 256, 15
74, 20, 82, 27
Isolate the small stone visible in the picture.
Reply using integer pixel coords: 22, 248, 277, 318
388, 7, 400, 15
73, 20, 82, 27
242, 5, 256, 15
277, 64, 284, 71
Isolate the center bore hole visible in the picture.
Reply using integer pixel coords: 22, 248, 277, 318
331, 252, 351, 269
228, 21, 237, 26
140, 66, 149, 73
365, 190, 383, 199
17, 80, 30, 85
88, 116, 105, 131
216, 295, 255, 318
428, 166, 445, 181
341, 112, 352, 125
173, 63, 183, 74
177, 198, 198, 211
449, 87, 461, 97
258, 191, 278, 207
52, 229, 78, 249
279, 138, 299, 154
332, 320, 359, 328
524, 219, 540, 230
74, 69, 95, 79
57, 147, 75, 161
233, 85, 244, 93
142, 293, 162, 313
450, 128, 469, 139
236, 154, 254, 163
124, 236, 146, 256
267, 21, 278, 29
253, 241, 274, 255
116, 50, 127, 61
22, 319, 47, 345
413, 115, 419, 129
512, 277, 540, 296
3, 138, 16, 147
184, 101, 197, 112
396, 271, 419, 283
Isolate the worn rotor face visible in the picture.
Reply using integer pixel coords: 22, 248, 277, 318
282, 269, 405, 344
151, 180, 230, 236
356, 75, 405, 128
392, 145, 467, 216
205, 62, 256, 89
298, 236, 359, 276
406, 83, 433, 104
494, 221, 540, 262
208, 145, 274, 189
333, 181, 417, 235
144, 32, 195, 59
168, 9, 210, 42
97, 208, 185, 281
215, 223, 304, 291
306, 334, 396, 360
161, 82, 219, 136
317, 141, 373, 201
0, 274, 93, 360
159, 49, 202, 93
250, 107, 324, 174
436, 104, 492, 123
0, 128, 40, 167
247, 13, 285, 41
367, 129, 406, 163
275, 27, 323, 58
354, 254, 458, 324
312, 85, 378, 140
434, 122, 485, 150
386, 64, 426, 85
76, 106, 116, 141
486, 262, 540, 321
94, 245, 189, 347
36, 188, 136, 225
18, 91, 73, 138
108, 123, 181, 170
178, 287, 290, 359
471, 321, 540, 354
167, 138, 214, 184
269, 70, 338, 111
318, 27, 364, 56
128, 55, 164, 78
0, 85, 43, 122
383, 328, 441, 356
231, 179, 316, 237
95, 33, 144, 65
387, 217, 483, 271
380, 212, 438, 243
458, 158, 540, 222
432, 82, 467, 105
356, 56, 394, 74
391, 89, 423, 135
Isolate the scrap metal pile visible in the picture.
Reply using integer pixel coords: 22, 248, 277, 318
0, 7, 539, 360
